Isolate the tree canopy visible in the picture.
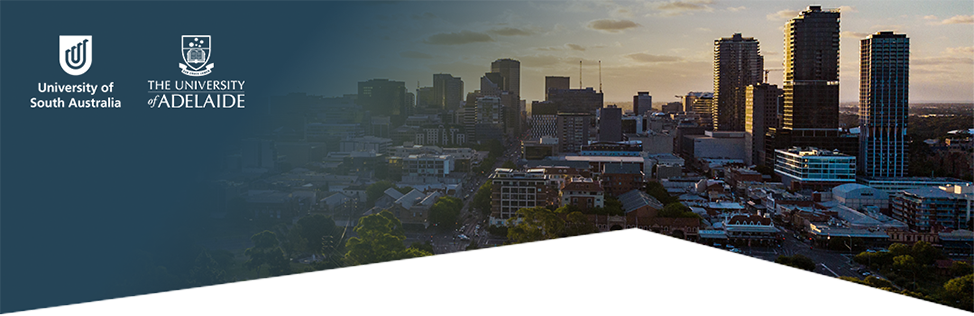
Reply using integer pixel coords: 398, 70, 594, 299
295, 214, 341, 255
345, 210, 432, 266
507, 206, 565, 244
775, 254, 816, 271
657, 202, 699, 219
429, 196, 463, 231
243, 230, 291, 277
472, 181, 493, 217
645, 181, 677, 205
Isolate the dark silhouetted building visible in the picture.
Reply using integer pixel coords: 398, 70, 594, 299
433, 74, 463, 110
634, 92, 653, 115
548, 88, 604, 115
714, 33, 763, 131
491, 59, 520, 97
661, 102, 682, 114
416, 86, 434, 108
358, 79, 409, 126
783, 6, 840, 131
598, 106, 623, 142
557, 113, 592, 153
546, 76, 571, 100
745, 83, 782, 166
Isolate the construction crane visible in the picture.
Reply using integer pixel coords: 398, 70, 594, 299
764, 68, 784, 82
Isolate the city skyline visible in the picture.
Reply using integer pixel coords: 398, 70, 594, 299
279, 1, 973, 104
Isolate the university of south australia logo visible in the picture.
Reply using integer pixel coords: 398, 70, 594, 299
180, 35, 213, 76
60, 35, 92, 76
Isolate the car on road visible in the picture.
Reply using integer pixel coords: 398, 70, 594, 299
458, 234, 470, 240
730, 248, 743, 254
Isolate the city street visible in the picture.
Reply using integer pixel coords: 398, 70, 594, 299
736, 227, 871, 279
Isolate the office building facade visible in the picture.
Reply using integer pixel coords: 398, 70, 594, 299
714, 33, 764, 132
859, 31, 909, 177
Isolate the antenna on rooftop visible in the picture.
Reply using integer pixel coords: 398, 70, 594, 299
598, 60, 602, 93
579, 60, 583, 89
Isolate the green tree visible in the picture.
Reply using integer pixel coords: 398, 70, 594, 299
564, 211, 599, 237
889, 243, 911, 257
775, 254, 816, 271
409, 241, 434, 254
910, 240, 943, 265
345, 210, 432, 266
950, 261, 973, 277
501, 160, 517, 169
645, 181, 677, 205
507, 206, 565, 244
942, 274, 974, 311
601, 196, 624, 216
244, 230, 290, 277
189, 248, 226, 287
429, 196, 463, 231
295, 214, 340, 256
657, 202, 699, 219
472, 181, 493, 217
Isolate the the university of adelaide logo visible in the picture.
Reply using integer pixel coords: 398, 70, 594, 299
60, 35, 92, 76
180, 35, 213, 77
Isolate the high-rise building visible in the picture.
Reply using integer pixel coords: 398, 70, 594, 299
416, 86, 434, 108
491, 59, 520, 97
545, 76, 571, 100
489, 168, 554, 226
633, 92, 653, 115
433, 74, 463, 110
714, 33, 764, 131
547, 88, 604, 115
859, 31, 909, 178
681, 92, 712, 113
690, 95, 715, 130
598, 105, 623, 142
745, 83, 783, 166
767, 6, 855, 165
556, 113, 592, 153
783, 6, 840, 130
358, 79, 409, 125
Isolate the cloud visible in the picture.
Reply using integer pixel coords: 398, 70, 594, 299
841, 31, 870, 39
912, 56, 974, 66
515, 55, 566, 68
423, 31, 494, 45
941, 15, 974, 24
945, 46, 974, 56
923, 15, 938, 20
587, 19, 641, 33
837, 6, 857, 13
399, 51, 433, 59
567, 44, 586, 51
625, 53, 683, 63
489, 27, 533, 36
653, 0, 715, 16
727, 6, 746, 12
534, 46, 563, 51
767, 10, 799, 21
411, 12, 436, 20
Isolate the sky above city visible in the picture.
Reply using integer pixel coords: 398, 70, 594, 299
285, 0, 973, 104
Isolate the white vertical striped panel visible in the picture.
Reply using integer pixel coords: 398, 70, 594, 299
11, 230, 970, 315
